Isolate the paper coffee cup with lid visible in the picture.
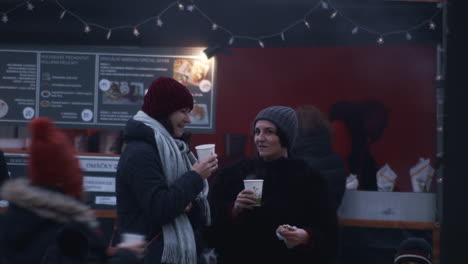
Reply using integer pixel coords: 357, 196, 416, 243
121, 233, 145, 244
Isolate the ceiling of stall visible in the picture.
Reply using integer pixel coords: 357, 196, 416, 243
0, 0, 442, 47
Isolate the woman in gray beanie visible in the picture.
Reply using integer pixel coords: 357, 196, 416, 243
208, 106, 338, 264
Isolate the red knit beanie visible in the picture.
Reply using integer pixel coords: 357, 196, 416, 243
141, 77, 194, 119
28, 118, 83, 199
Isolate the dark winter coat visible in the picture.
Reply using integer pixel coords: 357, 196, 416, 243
116, 119, 207, 264
292, 135, 347, 209
208, 157, 338, 264
0, 179, 137, 264
0, 150, 9, 188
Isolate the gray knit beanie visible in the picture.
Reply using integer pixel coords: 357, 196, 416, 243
254, 106, 298, 151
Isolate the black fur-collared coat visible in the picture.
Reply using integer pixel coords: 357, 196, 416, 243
0, 179, 138, 264
208, 157, 338, 264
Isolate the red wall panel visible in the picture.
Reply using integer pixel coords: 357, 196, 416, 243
191, 45, 436, 192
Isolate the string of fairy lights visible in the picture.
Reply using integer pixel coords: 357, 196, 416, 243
0, 0, 443, 46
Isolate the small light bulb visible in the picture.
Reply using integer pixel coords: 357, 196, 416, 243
304, 20, 310, 29
106, 29, 112, 40
321, 1, 329, 9
2, 14, 8, 24
228, 37, 234, 45
212, 23, 218, 31
156, 17, 163, 27
405, 32, 412, 40
436, 75, 443, 81
429, 22, 436, 30
330, 11, 337, 19
377, 37, 384, 45
60, 10, 66, 19
280, 32, 285, 41
133, 28, 140, 37
27, 2, 34, 11
187, 5, 195, 12
258, 40, 264, 48
178, 3, 184, 10
84, 25, 91, 33
351, 26, 358, 34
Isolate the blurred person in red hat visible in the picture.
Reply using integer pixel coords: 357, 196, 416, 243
0, 118, 143, 264
115, 77, 218, 264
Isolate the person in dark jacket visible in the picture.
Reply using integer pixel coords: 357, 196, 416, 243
292, 105, 347, 210
116, 77, 218, 264
0, 118, 142, 264
394, 237, 432, 264
209, 106, 338, 264
0, 150, 9, 188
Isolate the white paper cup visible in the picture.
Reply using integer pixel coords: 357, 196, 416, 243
121, 233, 145, 244
243, 179, 264, 206
195, 144, 215, 161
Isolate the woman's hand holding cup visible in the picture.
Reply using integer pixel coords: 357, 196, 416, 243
192, 154, 218, 179
232, 189, 257, 217
117, 233, 146, 258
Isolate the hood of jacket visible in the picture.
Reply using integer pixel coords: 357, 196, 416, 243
0, 179, 98, 248
293, 134, 333, 158
0, 179, 112, 263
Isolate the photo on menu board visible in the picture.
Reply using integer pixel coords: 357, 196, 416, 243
101, 80, 145, 105
172, 58, 212, 126
173, 59, 210, 87
190, 104, 209, 125
0, 99, 9, 119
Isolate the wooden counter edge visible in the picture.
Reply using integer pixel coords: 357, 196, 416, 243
339, 218, 437, 230
0, 207, 118, 218
1, 207, 438, 229
93, 209, 117, 218
2, 149, 119, 157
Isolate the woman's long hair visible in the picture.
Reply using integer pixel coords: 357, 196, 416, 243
156, 116, 192, 146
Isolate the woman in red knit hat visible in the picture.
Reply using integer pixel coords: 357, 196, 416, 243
116, 77, 218, 264
0, 117, 143, 263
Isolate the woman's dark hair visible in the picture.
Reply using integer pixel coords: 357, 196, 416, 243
157, 116, 174, 135
276, 127, 289, 150
156, 116, 192, 145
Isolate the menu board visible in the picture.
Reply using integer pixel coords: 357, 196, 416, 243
2, 153, 120, 210
0, 46, 216, 133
